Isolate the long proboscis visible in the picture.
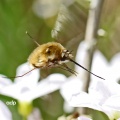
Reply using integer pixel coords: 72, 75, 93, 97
69, 58, 105, 80
2, 67, 37, 78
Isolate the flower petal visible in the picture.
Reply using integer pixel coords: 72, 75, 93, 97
0, 82, 24, 99
0, 101, 12, 120
109, 53, 120, 82
68, 91, 102, 111
89, 79, 120, 101
60, 76, 82, 101
91, 51, 108, 81
18, 73, 67, 101
75, 42, 108, 81
60, 77, 102, 111
78, 116, 92, 120
15, 62, 40, 89
103, 95, 120, 111
0, 74, 12, 90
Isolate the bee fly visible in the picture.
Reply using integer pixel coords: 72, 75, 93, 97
6, 32, 105, 80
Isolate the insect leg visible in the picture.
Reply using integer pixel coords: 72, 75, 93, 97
62, 63, 78, 75
58, 65, 77, 76
2, 67, 37, 78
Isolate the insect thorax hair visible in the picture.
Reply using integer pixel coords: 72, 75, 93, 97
28, 42, 73, 68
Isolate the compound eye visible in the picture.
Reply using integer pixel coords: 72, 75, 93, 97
62, 49, 73, 59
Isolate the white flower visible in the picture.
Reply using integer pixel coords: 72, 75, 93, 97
91, 51, 120, 83
0, 100, 12, 120
75, 41, 120, 83
0, 62, 67, 118
0, 62, 66, 102
60, 41, 120, 120
60, 78, 120, 119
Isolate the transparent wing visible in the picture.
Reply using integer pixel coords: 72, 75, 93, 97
51, 3, 87, 44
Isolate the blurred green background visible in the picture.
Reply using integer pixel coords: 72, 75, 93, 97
0, 0, 120, 120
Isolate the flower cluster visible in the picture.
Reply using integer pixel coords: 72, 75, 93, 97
60, 42, 120, 120
0, 62, 66, 119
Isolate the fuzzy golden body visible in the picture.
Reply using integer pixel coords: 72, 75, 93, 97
27, 42, 105, 80
28, 42, 73, 68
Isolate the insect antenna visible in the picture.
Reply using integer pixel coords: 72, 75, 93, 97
69, 58, 105, 80
26, 31, 40, 46
2, 67, 37, 78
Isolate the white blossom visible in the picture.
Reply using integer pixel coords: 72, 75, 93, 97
0, 62, 66, 102
75, 41, 120, 83
61, 41, 120, 120
0, 101, 12, 120
61, 78, 120, 119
